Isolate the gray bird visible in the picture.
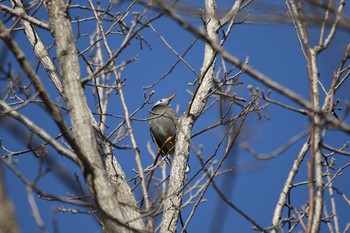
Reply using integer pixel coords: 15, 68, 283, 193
149, 94, 190, 173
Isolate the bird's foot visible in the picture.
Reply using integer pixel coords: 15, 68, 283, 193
164, 135, 174, 145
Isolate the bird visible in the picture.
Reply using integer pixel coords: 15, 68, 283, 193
149, 94, 190, 173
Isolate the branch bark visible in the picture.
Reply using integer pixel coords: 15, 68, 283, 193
271, 138, 310, 232
308, 49, 323, 233
42, 0, 132, 232
160, 0, 219, 232
151, 0, 350, 134
8, 0, 146, 230
10, 0, 63, 97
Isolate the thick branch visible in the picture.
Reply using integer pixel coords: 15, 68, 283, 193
160, 0, 219, 232
0, 3, 50, 30
10, 0, 145, 229
10, 0, 64, 97
154, 0, 350, 134
86, 1, 149, 230
43, 0, 129, 232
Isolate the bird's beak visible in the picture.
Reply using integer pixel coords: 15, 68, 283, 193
168, 94, 176, 102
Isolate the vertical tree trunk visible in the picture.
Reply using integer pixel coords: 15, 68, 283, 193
160, 0, 218, 232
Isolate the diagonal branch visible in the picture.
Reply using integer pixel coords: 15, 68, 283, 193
86, 0, 151, 229
42, 0, 132, 232
149, 0, 350, 134
271, 138, 310, 232
10, 0, 64, 97
0, 3, 50, 30
0, 100, 78, 163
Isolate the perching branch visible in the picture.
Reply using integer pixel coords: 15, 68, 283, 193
160, 0, 222, 232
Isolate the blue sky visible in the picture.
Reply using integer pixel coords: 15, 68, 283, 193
1, 1, 350, 232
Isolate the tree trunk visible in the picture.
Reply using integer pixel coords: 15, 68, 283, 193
160, 0, 218, 232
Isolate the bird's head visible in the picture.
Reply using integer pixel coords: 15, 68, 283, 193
153, 94, 176, 107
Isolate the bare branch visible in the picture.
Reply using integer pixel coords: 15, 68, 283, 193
160, 0, 222, 231
0, 3, 50, 30
43, 0, 136, 231
0, 100, 78, 162
271, 138, 310, 232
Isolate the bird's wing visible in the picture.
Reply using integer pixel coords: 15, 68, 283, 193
149, 126, 162, 150
167, 108, 178, 121
150, 125, 172, 167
